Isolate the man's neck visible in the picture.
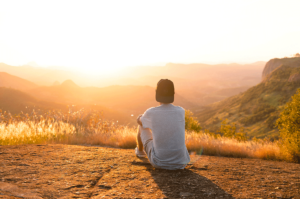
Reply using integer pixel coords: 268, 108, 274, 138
159, 103, 172, 105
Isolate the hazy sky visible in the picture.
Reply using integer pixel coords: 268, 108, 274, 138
0, 0, 300, 74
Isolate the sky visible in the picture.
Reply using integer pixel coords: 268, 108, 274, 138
0, 0, 300, 74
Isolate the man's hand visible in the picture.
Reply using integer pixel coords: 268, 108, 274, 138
137, 114, 143, 126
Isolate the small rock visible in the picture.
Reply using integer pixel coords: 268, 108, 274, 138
180, 192, 192, 197
276, 192, 282, 198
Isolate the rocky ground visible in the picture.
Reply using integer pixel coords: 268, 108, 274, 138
0, 144, 299, 198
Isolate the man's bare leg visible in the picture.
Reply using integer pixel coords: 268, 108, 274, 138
136, 125, 144, 151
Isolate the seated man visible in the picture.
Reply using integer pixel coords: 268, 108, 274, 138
135, 79, 190, 170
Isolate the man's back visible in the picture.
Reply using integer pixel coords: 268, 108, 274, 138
141, 104, 190, 170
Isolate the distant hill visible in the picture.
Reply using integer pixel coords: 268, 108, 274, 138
0, 72, 37, 90
0, 87, 64, 113
0, 61, 265, 106
0, 63, 85, 86
96, 62, 265, 89
117, 62, 265, 80
26, 81, 196, 119
195, 57, 300, 138
0, 61, 265, 87
94, 62, 265, 106
53, 81, 60, 86
0, 87, 134, 125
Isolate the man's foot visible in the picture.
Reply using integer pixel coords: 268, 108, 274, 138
135, 147, 146, 157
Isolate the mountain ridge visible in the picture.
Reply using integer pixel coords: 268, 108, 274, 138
0, 72, 37, 90
26, 83, 196, 118
196, 57, 300, 138
262, 57, 300, 81
60, 79, 80, 89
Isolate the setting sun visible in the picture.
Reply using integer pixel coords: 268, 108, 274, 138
1, 0, 300, 74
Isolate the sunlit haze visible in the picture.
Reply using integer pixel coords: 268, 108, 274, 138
1, 1, 300, 188
0, 0, 300, 74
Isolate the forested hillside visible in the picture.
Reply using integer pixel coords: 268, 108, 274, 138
196, 57, 300, 138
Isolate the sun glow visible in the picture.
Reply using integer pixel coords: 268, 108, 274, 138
0, 0, 300, 74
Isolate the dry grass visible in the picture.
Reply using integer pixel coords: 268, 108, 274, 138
185, 132, 281, 161
55, 126, 137, 149
0, 109, 137, 149
0, 109, 286, 162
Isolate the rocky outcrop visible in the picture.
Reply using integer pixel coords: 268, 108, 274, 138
262, 59, 283, 81
288, 73, 300, 82
262, 57, 300, 81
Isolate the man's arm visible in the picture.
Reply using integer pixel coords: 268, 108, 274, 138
137, 114, 143, 126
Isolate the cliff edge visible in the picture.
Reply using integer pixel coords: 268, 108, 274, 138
262, 57, 300, 81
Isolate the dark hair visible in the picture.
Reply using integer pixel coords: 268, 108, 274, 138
156, 79, 175, 103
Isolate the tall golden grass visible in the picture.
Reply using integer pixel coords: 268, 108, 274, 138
0, 108, 137, 148
0, 109, 285, 162
185, 132, 280, 160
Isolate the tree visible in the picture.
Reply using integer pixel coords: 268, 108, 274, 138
185, 110, 202, 132
219, 119, 248, 141
235, 127, 248, 142
219, 119, 236, 138
276, 89, 300, 162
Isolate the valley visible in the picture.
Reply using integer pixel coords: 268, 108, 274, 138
0, 61, 265, 127
0, 57, 300, 138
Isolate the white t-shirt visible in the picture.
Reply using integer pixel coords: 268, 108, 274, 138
140, 104, 190, 169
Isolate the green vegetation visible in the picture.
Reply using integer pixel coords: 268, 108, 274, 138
218, 119, 248, 141
196, 57, 300, 138
203, 119, 248, 142
239, 103, 276, 126
276, 89, 300, 162
185, 110, 202, 132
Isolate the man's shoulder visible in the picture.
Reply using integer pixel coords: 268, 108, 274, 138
175, 106, 185, 117
144, 106, 163, 114
143, 107, 157, 115
156, 104, 185, 113
145, 107, 156, 112
144, 105, 185, 113
169, 105, 185, 114
173, 105, 185, 111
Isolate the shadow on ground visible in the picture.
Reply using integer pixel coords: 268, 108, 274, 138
132, 158, 234, 198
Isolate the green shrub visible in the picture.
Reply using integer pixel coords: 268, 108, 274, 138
219, 119, 248, 141
219, 119, 236, 138
235, 127, 248, 142
276, 89, 300, 162
185, 110, 202, 132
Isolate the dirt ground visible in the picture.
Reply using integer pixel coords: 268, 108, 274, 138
0, 144, 299, 199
